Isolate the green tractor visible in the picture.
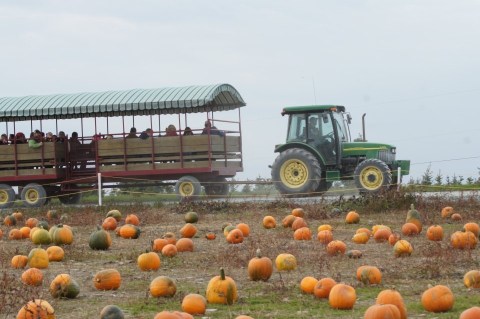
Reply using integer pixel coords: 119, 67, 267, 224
271, 105, 410, 195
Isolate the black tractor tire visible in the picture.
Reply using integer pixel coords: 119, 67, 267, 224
21, 183, 47, 208
59, 192, 82, 205
175, 176, 202, 201
0, 184, 16, 208
354, 159, 392, 195
271, 148, 322, 196
204, 177, 229, 197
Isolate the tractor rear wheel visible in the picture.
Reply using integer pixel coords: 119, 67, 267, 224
21, 183, 47, 208
204, 177, 229, 197
175, 176, 202, 201
271, 148, 322, 196
0, 184, 16, 208
354, 159, 392, 195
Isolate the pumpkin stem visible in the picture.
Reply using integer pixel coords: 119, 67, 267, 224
220, 267, 226, 280
410, 204, 414, 210
256, 248, 262, 258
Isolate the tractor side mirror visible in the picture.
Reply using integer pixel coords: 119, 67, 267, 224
322, 113, 329, 123
347, 114, 352, 124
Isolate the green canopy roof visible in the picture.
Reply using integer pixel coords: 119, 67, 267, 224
0, 83, 246, 122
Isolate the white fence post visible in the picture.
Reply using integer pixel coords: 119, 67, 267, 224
98, 172, 102, 206
397, 167, 401, 192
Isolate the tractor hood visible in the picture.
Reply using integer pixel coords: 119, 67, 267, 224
342, 142, 396, 160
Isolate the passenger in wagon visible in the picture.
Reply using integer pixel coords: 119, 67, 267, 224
45, 132, 54, 142
14, 132, 27, 144
202, 120, 224, 137
0, 134, 8, 145
8, 134, 15, 144
56, 131, 67, 143
183, 127, 194, 136
28, 131, 43, 149
165, 124, 178, 136
126, 127, 137, 138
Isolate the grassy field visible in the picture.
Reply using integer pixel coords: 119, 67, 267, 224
1, 191, 480, 318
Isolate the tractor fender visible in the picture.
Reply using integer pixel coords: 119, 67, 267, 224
274, 142, 327, 168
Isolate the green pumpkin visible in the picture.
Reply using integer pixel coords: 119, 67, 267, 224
31, 228, 52, 245
100, 305, 125, 319
406, 204, 423, 232
184, 211, 199, 224
89, 226, 112, 250
106, 209, 122, 222
37, 220, 49, 230
50, 274, 80, 299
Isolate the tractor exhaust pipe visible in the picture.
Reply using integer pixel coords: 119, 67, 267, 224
362, 113, 366, 141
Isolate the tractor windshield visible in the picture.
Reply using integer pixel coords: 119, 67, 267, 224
332, 111, 350, 142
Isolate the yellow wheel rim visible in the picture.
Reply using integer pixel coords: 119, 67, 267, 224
179, 182, 194, 197
280, 159, 309, 189
359, 166, 384, 190
0, 190, 9, 204
25, 189, 40, 204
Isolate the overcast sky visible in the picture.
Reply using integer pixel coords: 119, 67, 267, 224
1, 1, 479, 182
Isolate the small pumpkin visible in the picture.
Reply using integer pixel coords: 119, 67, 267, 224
262, 216, 276, 229
373, 228, 392, 242
46, 210, 58, 220
405, 204, 423, 232
441, 206, 454, 218
21, 267, 44, 286
326, 240, 347, 256
4, 214, 16, 226
293, 227, 312, 240
421, 284, 454, 312
364, 304, 401, 319
184, 211, 199, 223
13, 210, 24, 221
376, 289, 407, 319
19, 226, 32, 239
393, 239, 413, 257
153, 311, 183, 319
100, 305, 125, 319
181, 293, 207, 315
102, 217, 118, 231
460, 307, 480, 319
451, 231, 477, 249
206, 268, 238, 305
275, 253, 297, 271
16, 299, 55, 319
163, 232, 177, 245
426, 225, 443, 241
226, 228, 244, 244
317, 230, 333, 244
89, 226, 112, 250
356, 265, 382, 285
300, 276, 318, 294
31, 228, 52, 245
93, 268, 121, 290
8, 228, 23, 240
205, 232, 216, 240
313, 277, 337, 299
28, 247, 49, 269
329, 283, 356, 310
137, 251, 161, 271
318, 224, 333, 232
356, 227, 372, 237
125, 213, 140, 225
401, 223, 419, 236
463, 270, 480, 288
52, 224, 73, 245
49, 273, 80, 299
388, 233, 401, 246
346, 249, 363, 259
37, 220, 49, 230
161, 244, 178, 257
352, 232, 369, 244
11, 255, 28, 269
152, 238, 169, 252
345, 211, 360, 224
291, 207, 305, 217
46, 246, 65, 262
451, 213, 462, 221
118, 224, 141, 239
282, 215, 296, 228
106, 209, 122, 221
223, 225, 236, 237
463, 222, 480, 237
247, 249, 273, 281
150, 275, 177, 298
25, 217, 39, 228
180, 223, 197, 238
236, 223, 250, 237
291, 217, 307, 231
176, 238, 194, 252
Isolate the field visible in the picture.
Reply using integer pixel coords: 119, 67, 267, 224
1, 192, 480, 318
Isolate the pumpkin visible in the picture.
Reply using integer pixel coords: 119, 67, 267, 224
291, 217, 308, 231
356, 265, 382, 285
313, 277, 337, 299
235, 316, 254, 319
236, 223, 250, 237
291, 207, 305, 217
102, 217, 118, 231
364, 304, 401, 319
25, 217, 39, 228
463, 222, 480, 237
248, 249, 273, 281
180, 223, 197, 238
463, 270, 480, 288
451, 213, 462, 221
176, 238, 194, 252
49, 274, 80, 299
346, 249, 363, 259
352, 232, 369, 244
376, 289, 407, 319
205, 232, 216, 240
275, 253, 297, 271
388, 233, 401, 246
20, 226, 32, 239
451, 231, 477, 249
137, 251, 161, 271
300, 276, 318, 294
372, 224, 391, 234
4, 214, 16, 226
31, 228, 52, 245
318, 224, 333, 232
89, 226, 112, 250
223, 225, 236, 237
16, 299, 55, 319
293, 227, 312, 240
153, 311, 183, 319
8, 228, 23, 240
345, 211, 360, 224
441, 206, 454, 218
46, 246, 65, 262
317, 230, 333, 244
106, 209, 122, 221
282, 215, 296, 228
29, 227, 40, 239
13, 210, 24, 221
28, 247, 49, 269
426, 225, 443, 241
163, 232, 177, 245
150, 275, 177, 298
118, 224, 141, 239
374, 228, 392, 242
460, 307, 480, 319
93, 269, 121, 290
262, 216, 276, 229
11, 255, 28, 268
226, 228, 244, 244
393, 239, 413, 257
329, 283, 356, 309
206, 268, 238, 305
356, 227, 372, 237
100, 305, 125, 319
152, 238, 169, 252
405, 204, 423, 232
125, 214, 140, 225
52, 224, 73, 245
401, 223, 419, 236
21, 268, 44, 286
421, 284, 454, 312
162, 244, 178, 257
181, 293, 207, 315
37, 220, 49, 230
184, 211, 199, 223
326, 240, 347, 256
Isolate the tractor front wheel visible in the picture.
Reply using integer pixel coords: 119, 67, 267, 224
354, 159, 392, 195
271, 148, 322, 196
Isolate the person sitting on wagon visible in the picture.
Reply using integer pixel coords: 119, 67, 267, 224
165, 124, 178, 136
45, 132, 55, 142
0, 134, 8, 145
28, 131, 43, 149
126, 127, 137, 138
14, 132, 27, 144
56, 131, 67, 143
201, 120, 224, 137
183, 127, 194, 136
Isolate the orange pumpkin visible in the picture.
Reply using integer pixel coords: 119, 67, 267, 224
426, 225, 444, 241
16, 299, 55, 319
206, 268, 238, 305
317, 230, 333, 244
262, 216, 276, 229
137, 251, 161, 271
441, 206, 454, 218
291, 217, 307, 231
25, 217, 39, 228
181, 293, 207, 315
13, 211, 24, 221
388, 233, 401, 246
21, 268, 44, 286
236, 223, 250, 237
451, 231, 477, 249
28, 247, 49, 269
282, 215, 296, 228
329, 283, 356, 309
393, 239, 413, 257
352, 232, 369, 244
293, 227, 312, 240
401, 223, 419, 236
318, 224, 333, 232
125, 213, 140, 225
374, 228, 392, 242
376, 289, 407, 319
463, 222, 480, 237
326, 240, 346, 256
248, 249, 273, 281
176, 238, 194, 252
8, 228, 23, 240
364, 304, 401, 319
451, 213, 462, 221
52, 224, 73, 245
118, 224, 141, 239
153, 311, 183, 319
460, 307, 480, 319
93, 269, 121, 290
275, 253, 297, 271
4, 214, 16, 226
356, 227, 372, 237
11, 255, 28, 269
152, 238, 169, 252
46, 246, 65, 262
102, 217, 117, 231
162, 244, 178, 257
300, 276, 318, 294
49, 273, 80, 299
463, 270, 480, 288
345, 211, 360, 224
421, 285, 454, 312
180, 223, 197, 238
20, 226, 32, 239
313, 277, 337, 299
150, 275, 177, 297
205, 232, 216, 240
356, 265, 382, 285
163, 232, 177, 244
226, 228, 244, 244
291, 207, 305, 217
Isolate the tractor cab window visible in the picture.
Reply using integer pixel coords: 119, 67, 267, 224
332, 112, 350, 142
317, 113, 336, 164
286, 114, 306, 142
